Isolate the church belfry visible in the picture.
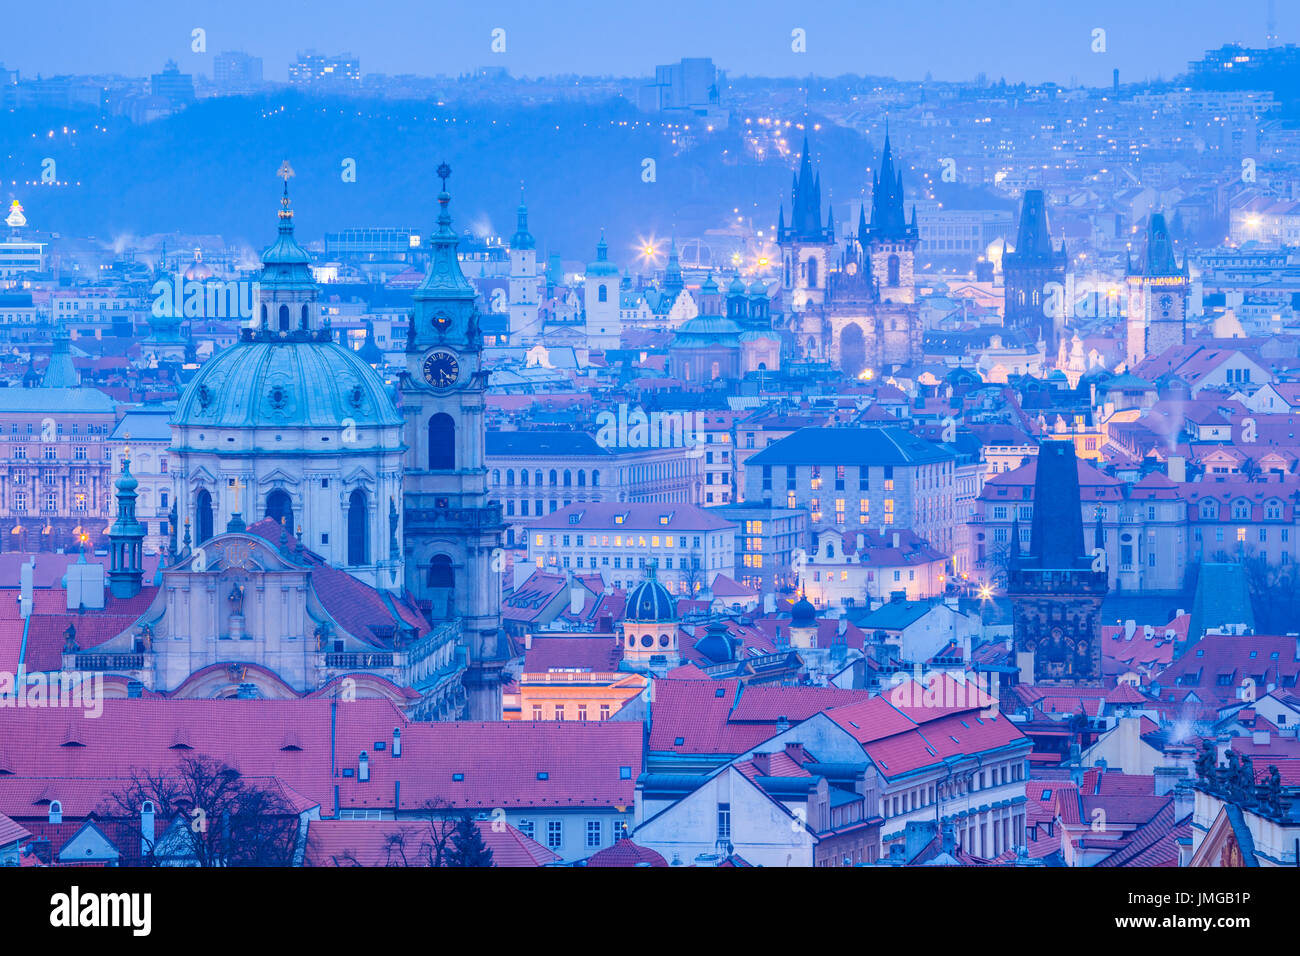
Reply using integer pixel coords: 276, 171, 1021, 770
778, 136, 835, 311
864, 124, 918, 304
400, 163, 507, 720
1126, 212, 1189, 368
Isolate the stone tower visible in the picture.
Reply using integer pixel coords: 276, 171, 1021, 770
400, 163, 507, 720
1008, 441, 1108, 686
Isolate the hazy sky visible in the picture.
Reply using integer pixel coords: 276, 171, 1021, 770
1, 0, 1287, 85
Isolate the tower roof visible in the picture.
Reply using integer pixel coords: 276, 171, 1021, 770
1024, 441, 1088, 569
868, 124, 917, 242
780, 136, 832, 244
587, 231, 619, 277
414, 162, 477, 302
258, 166, 318, 301
1137, 213, 1185, 277
510, 193, 535, 251
1013, 190, 1056, 258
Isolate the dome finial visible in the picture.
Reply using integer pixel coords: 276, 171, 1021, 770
277, 160, 295, 222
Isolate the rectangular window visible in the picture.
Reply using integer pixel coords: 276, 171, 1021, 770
547, 820, 563, 849
717, 803, 731, 841
586, 820, 602, 848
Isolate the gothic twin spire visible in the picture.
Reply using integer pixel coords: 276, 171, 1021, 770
779, 125, 916, 246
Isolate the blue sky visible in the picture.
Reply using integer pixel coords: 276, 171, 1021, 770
1, 0, 1288, 85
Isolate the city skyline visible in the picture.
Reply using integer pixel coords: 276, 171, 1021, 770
2, 0, 1292, 86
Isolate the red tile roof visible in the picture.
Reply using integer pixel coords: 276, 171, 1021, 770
586, 838, 668, 867
304, 819, 559, 867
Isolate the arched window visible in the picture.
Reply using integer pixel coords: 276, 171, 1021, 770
535, 470, 543, 487
520, 469, 529, 487
196, 489, 213, 544
347, 489, 368, 566
428, 414, 455, 470
278, 304, 290, 331
300, 304, 309, 329
428, 554, 453, 589
807, 256, 819, 289
887, 254, 901, 287
266, 489, 293, 531
563, 469, 572, 487
492, 469, 501, 485
48, 800, 62, 824
577, 470, 586, 487
549, 469, 558, 486
506, 469, 515, 487
598, 284, 608, 303
592, 470, 600, 487
260, 304, 268, 329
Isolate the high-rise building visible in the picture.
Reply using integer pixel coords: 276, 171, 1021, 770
150, 60, 195, 105
213, 51, 264, 92
288, 51, 361, 90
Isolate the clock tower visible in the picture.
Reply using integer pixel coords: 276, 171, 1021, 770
1126, 212, 1189, 368
400, 163, 507, 720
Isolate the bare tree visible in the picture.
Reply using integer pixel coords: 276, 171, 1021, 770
382, 798, 460, 867
101, 755, 301, 867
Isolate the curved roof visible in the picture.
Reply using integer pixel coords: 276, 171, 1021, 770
626, 576, 675, 622
172, 339, 401, 430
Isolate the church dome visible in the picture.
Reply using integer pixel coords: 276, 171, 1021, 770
172, 339, 402, 431
791, 596, 817, 625
673, 314, 743, 349
728, 273, 748, 295
626, 575, 675, 622
183, 250, 214, 282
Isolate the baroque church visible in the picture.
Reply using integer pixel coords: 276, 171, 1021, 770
778, 132, 923, 377
50, 166, 506, 720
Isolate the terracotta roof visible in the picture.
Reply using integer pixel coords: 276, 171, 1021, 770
586, 838, 668, 867
304, 819, 560, 867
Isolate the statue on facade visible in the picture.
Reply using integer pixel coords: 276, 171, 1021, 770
228, 582, 245, 615
1195, 739, 1218, 788
63, 624, 78, 654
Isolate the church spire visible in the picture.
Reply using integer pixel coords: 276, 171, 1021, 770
414, 162, 477, 303
107, 451, 145, 599
511, 188, 535, 251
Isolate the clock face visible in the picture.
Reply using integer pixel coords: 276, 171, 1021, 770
422, 350, 460, 389
1159, 294, 1173, 314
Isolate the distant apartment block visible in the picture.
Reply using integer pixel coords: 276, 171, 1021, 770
289, 51, 361, 90
150, 60, 195, 105
213, 51, 264, 92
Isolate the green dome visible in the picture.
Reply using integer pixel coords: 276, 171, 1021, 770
587, 234, 620, 277
173, 339, 402, 432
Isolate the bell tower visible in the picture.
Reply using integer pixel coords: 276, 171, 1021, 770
400, 163, 507, 720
